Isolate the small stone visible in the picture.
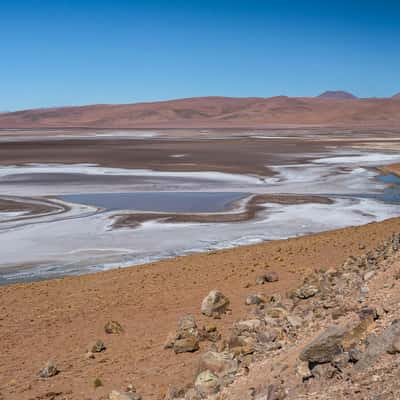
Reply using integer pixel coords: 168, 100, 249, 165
387, 336, 400, 354
363, 271, 375, 281
105, 320, 123, 334
295, 284, 319, 299
286, 315, 302, 329
265, 272, 279, 282
256, 275, 267, 285
296, 360, 312, 380
201, 290, 230, 317
311, 363, 337, 379
173, 336, 199, 353
246, 293, 267, 305
178, 315, 197, 332
194, 370, 220, 396
109, 390, 141, 400
165, 386, 186, 400
184, 388, 201, 400
265, 306, 288, 319
39, 361, 59, 378
91, 339, 106, 353
198, 351, 238, 377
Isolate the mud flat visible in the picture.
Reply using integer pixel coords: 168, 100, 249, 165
1, 130, 400, 283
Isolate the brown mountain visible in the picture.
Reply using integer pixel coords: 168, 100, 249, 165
0, 95, 399, 129
317, 90, 357, 100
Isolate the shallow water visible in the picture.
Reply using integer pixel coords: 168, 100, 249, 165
59, 192, 248, 213
355, 174, 400, 204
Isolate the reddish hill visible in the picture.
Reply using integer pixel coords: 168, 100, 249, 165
0, 95, 399, 128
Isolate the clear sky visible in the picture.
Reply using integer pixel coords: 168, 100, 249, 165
1, 0, 400, 110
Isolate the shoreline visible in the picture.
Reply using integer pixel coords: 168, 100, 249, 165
2, 216, 400, 399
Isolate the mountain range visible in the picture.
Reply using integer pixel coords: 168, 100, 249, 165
0, 92, 399, 129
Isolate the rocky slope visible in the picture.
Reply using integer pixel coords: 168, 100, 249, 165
1, 96, 400, 129
165, 234, 400, 400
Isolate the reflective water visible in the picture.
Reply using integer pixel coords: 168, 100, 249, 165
59, 191, 248, 213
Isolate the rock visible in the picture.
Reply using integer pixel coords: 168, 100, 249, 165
342, 318, 375, 351
363, 271, 375, 281
201, 290, 230, 317
166, 315, 202, 351
165, 385, 186, 400
358, 307, 378, 321
178, 314, 197, 332
299, 325, 348, 363
265, 272, 279, 282
184, 388, 201, 400
194, 370, 220, 396
234, 319, 263, 333
198, 351, 238, 377
356, 320, 400, 370
286, 315, 302, 329
255, 384, 287, 400
348, 347, 362, 363
246, 293, 267, 305
199, 324, 221, 342
105, 320, 123, 334
173, 336, 199, 354
387, 336, 400, 354
39, 361, 59, 378
296, 360, 312, 380
109, 390, 141, 400
295, 284, 319, 299
256, 275, 267, 285
265, 306, 288, 319
332, 352, 350, 370
311, 363, 337, 379
91, 339, 106, 353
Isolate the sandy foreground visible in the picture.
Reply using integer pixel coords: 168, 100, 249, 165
2, 216, 400, 400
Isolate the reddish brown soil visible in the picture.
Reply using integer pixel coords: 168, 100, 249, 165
2, 217, 400, 400
1, 96, 400, 129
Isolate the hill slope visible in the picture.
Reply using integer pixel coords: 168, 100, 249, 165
0, 96, 400, 128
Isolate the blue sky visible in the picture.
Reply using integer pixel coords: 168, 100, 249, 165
1, 0, 399, 110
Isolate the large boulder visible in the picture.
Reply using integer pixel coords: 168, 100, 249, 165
201, 290, 230, 317
299, 325, 347, 364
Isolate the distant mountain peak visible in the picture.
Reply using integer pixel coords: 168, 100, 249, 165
317, 90, 357, 100
393, 92, 400, 98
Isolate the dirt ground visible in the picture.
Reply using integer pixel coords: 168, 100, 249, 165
2, 217, 400, 400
